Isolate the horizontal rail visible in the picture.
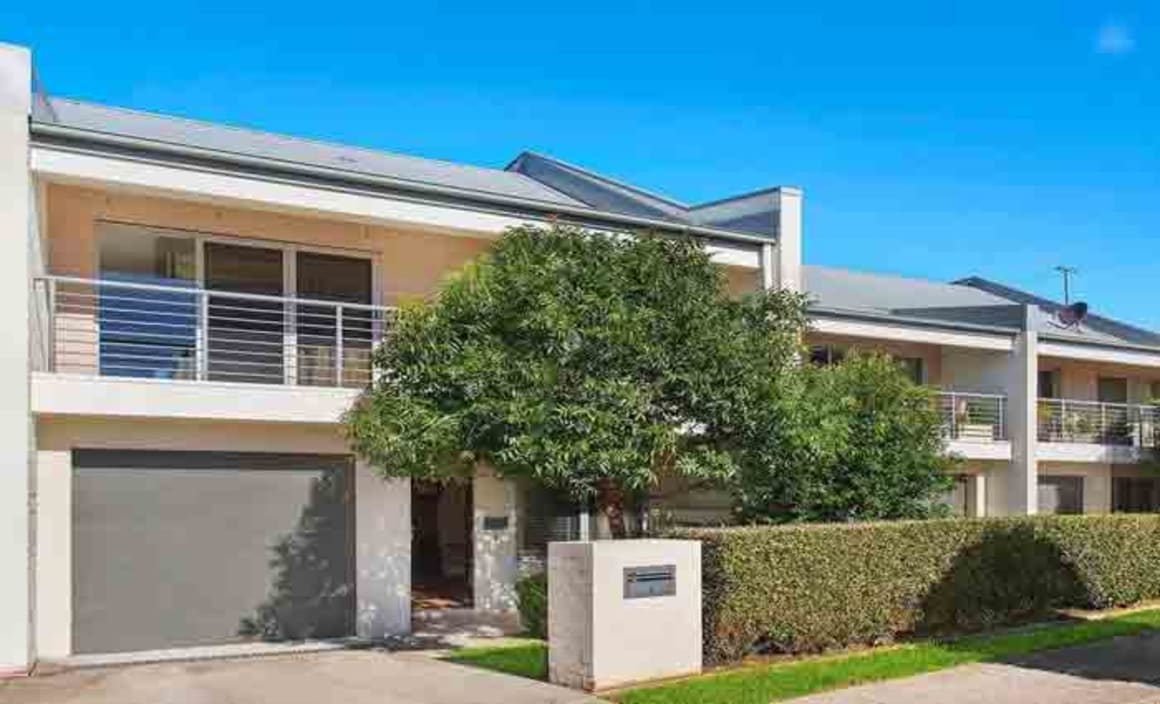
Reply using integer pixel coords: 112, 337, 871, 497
33, 275, 392, 389
937, 391, 1007, 442
1038, 397, 1159, 448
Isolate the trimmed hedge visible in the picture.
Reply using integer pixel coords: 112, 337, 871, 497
516, 572, 548, 639
669, 515, 1160, 664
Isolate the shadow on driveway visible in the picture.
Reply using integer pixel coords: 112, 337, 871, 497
1002, 630, 1160, 686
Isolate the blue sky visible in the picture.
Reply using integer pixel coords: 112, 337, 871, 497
5, 2, 1158, 327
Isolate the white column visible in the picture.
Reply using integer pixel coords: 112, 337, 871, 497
0, 42, 33, 674
472, 466, 518, 612
1006, 305, 1039, 515
774, 187, 802, 292
354, 466, 411, 638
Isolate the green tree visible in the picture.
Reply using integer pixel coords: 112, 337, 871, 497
734, 351, 957, 523
344, 224, 809, 536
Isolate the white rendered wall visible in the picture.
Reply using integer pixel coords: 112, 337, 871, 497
1005, 307, 1039, 515
548, 540, 702, 691
775, 188, 802, 292
473, 466, 519, 612
33, 417, 411, 658
0, 42, 32, 675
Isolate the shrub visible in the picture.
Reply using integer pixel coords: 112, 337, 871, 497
669, 514, 1160, 664
516, 572, 548, 639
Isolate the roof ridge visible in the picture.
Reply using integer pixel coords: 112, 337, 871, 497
511, 151, 691, 210
692, 186, 783, 211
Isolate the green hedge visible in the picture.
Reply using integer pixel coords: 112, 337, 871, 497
670, 515, 1160, 663
516, 572, 548, 639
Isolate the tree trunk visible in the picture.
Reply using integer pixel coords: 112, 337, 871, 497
596, 478, 627, 539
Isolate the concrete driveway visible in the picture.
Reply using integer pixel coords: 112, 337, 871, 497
0, 650, 600, 704
792, 632, 1160, 704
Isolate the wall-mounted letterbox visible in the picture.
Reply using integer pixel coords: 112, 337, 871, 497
482, 515, 509, 531
623, 564, 676, 599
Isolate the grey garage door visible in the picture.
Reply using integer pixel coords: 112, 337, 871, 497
72, 450, 355, 654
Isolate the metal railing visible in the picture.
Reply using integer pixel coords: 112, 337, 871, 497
1038, 398, 1160, 448
32, 275, 394, 389
937, 391, 1007, 442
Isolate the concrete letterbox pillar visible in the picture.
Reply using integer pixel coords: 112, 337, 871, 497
548, 539, 702, 691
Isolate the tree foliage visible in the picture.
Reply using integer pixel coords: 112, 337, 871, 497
734, 351, 956, 523
344, 224, 808, 531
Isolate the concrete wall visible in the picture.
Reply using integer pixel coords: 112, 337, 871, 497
472, 466, 518, 613
33, 417, 410, 658
0, 42, 33, 675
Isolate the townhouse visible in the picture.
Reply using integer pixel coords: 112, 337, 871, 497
3, 42, 1158, 673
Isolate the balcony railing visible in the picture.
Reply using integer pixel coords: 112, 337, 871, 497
938, 391, 1007, 442
32, 275, 394, 389
1038, 398, 1160, 448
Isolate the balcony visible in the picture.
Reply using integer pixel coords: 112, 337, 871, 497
33, 275, 393, 389
938, 391, 1007, 442
1038, 398, 1159, 449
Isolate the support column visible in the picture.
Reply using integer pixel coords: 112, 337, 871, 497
1006, 305, 1039, 515
0, 42, 33, 675
969, 472, 987, 518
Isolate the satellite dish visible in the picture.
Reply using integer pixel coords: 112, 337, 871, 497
1057, 301, 1089, 328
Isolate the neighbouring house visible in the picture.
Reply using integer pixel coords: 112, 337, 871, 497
3, 41, 1160, 674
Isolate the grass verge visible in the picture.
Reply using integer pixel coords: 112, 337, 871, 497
441, 609, 1160, 703
444, 640, 548, 680
616, 608, 1160, 704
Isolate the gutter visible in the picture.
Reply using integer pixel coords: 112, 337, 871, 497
808, 305, 1020, 337
30, 122, 776, 247
1038, 331, 1160, 357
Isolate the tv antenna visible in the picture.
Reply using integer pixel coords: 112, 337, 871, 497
1054, 265, 1078, 305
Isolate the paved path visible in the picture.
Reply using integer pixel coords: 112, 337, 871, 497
0, 650, 599, 704
792, 632, 1160, 704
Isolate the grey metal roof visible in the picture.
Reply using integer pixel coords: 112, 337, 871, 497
33, 97, 588, 209
506, 152, 783, 237
956, 277, 1160, 347
804, 265, 1012, 313
805, 265, 1160, 347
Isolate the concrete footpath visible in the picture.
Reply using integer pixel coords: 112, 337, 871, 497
0, 650, 599, 704
792, 632, 1160, 704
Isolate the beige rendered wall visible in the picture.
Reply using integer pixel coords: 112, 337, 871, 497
34, 416, 410, 658
1040, 461, 1112, 514
1041, 357, 1160, 403
806, 332, 944, 385
43, 184, 493, 305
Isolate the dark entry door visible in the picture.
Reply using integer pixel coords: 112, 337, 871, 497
72, 450, 355, 654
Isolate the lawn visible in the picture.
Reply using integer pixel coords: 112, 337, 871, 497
444, 639, 548, 680
618, 608, 1160, 704
444, 608, 1160, 703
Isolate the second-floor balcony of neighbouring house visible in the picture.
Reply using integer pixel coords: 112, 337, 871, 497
938, 391, 1008, 443
1038, 398, 1160, 449
32, 275, 394, 389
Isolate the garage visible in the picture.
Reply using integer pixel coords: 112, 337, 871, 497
71, 450, 356, 654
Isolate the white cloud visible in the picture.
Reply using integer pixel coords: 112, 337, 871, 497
1096, 20, 1136, 55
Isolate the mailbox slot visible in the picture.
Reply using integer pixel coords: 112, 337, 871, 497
623, 564, 676, 599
